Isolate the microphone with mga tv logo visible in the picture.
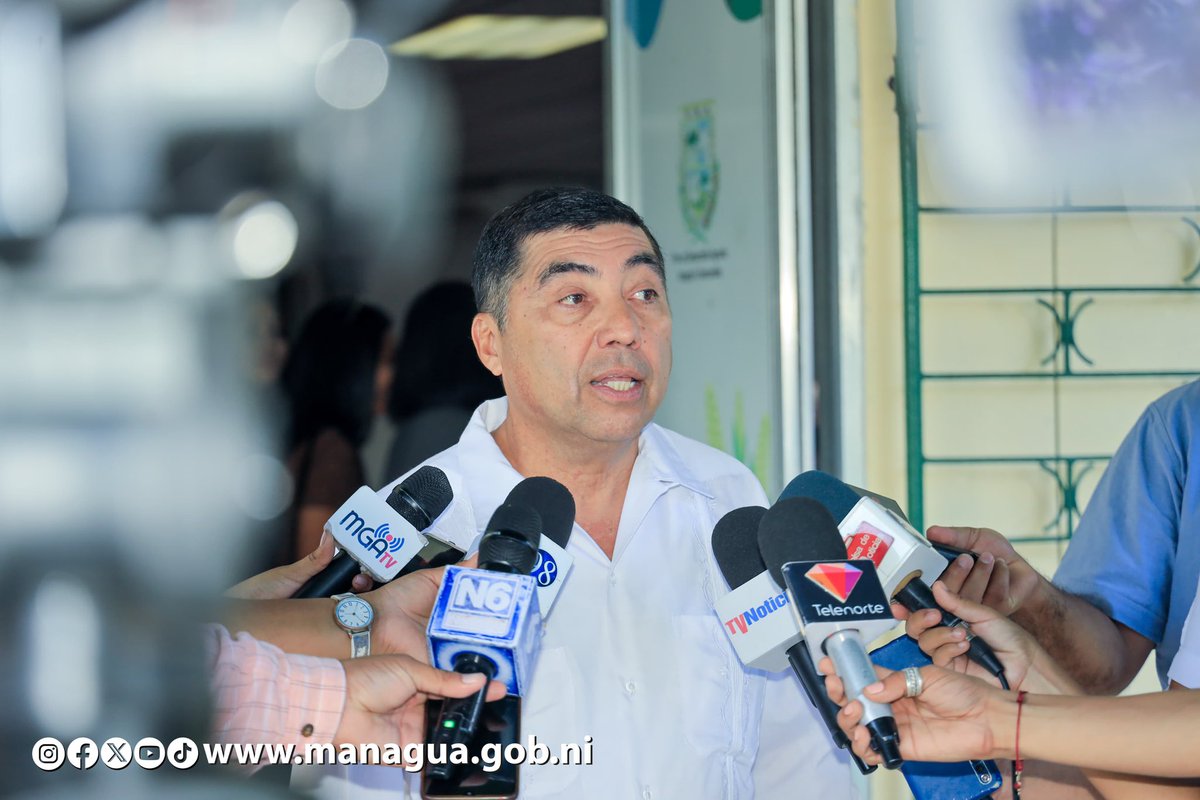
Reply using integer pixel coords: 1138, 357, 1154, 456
293, 465, 453, 598
758, 497, 904, 770
425, 479, 557, 780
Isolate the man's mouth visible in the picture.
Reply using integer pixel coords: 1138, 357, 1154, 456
591, 377, 641, 392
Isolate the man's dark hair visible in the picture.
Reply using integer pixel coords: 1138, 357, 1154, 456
471, 187, 665, 327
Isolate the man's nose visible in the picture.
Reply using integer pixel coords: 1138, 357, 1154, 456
597, 299, 642, 348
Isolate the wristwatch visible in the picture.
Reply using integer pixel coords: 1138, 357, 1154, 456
331, 593, 374, 658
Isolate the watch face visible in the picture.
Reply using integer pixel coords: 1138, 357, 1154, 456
335, 597, 373, 631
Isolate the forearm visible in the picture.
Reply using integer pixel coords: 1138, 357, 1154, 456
221, 598, 348, 660
1013, 581, 1140, 694
987, 691, 1200, 777
1022, 641, 1085, 696
1085, 770, 1200, 800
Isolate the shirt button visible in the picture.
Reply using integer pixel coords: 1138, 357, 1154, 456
718, 667, 729, 677
643, 788, 653, 800
300, 724, 314, 737
625, 680, 637, 695
609, 574, 618, 587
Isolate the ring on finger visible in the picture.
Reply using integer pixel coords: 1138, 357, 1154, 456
903, 666, 924, 698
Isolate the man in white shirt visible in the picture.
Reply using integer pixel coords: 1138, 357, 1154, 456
294, 187, 854, 798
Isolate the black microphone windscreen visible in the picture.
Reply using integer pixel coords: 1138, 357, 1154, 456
503, 476, 575, 548
777, 470, 861, 522
711, 506, 769, 589
387, 465, 453, 528
758, 497, 847, 588
480, 502, 542, 574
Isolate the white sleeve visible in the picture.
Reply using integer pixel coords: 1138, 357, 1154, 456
1167, 578, 1200, 687
751, 668, 859, 799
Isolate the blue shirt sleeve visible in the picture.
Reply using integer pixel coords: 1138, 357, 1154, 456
1053, 400, 1184, 644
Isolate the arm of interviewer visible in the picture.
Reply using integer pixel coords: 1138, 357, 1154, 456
221, 561, 454, 661
901, 580, 1083, 695
208, 625, 504, 773
922, 525, 1154, 694
826, 661, 1200, 783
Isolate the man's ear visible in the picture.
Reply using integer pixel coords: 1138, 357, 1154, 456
471, 312, 503, 377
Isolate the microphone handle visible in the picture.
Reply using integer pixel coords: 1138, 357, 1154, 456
894, 579, 1006, 679
293, 551, 361, 598
425, 653, 499, 781
823, 630, 903, 769
786, 643, 877, 775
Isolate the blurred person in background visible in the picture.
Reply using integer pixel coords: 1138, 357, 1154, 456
383, 280, 502, 481
279, 298, 393, 562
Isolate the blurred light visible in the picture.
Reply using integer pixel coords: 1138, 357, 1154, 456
390, 15, 607, 60
30, 575, 101, 736
232, 453, 293, 521
0, 1, 67, 237
279, 0, 355, 64
230, 199, 298, 279
315, 38, 389, 110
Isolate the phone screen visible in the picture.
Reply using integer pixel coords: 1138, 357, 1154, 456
421, 695, 520, 800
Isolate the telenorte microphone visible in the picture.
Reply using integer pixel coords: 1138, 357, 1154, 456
293, 465, 453, 598
780, 470, 1005, 680
758, 497, 903, 770
711, 506, 876, 775
425, 477, 563, 781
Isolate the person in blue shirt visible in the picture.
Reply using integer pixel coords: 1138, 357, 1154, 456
920, 378, 1200, 693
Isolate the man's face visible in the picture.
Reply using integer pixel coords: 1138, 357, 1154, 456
474, 223, 672, 448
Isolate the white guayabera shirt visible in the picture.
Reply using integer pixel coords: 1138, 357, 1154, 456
293, 398, 856, 800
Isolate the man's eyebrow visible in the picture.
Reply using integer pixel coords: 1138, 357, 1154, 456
536, 261, 597, 287
626, 251, 665, 279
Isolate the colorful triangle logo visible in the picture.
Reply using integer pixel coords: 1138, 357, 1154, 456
805, 562, 863, 603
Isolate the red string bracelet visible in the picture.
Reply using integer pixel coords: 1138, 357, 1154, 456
1013, 690, 1028, 799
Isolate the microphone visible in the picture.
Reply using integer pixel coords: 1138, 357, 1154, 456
758, 497, 903, 769
503, 476, 576, 614
293, 465, 453, 598
780, 471, 1005, 679
711, 506, 876, 775
425, 482, 547, 776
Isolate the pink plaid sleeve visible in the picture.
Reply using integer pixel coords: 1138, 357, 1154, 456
207, 624, 346, 765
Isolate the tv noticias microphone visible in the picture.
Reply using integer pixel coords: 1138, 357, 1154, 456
293, 465, 453, 599
780, 471, 1005, 680
425, 484, 547, 779
711, 506, 876, 775
503, 476, 575, 614
758, 497, 904, 769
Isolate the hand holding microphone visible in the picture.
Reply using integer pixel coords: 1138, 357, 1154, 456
227, 528, 372, 600
422, 476, 574, 782
821, 660, 1003, 769
294, 465, 454, 599
781, 471, 1007, 682
905, 581, 1083, 696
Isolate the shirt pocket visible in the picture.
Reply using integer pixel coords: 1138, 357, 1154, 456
519, 646, 582, 796
672, 613, 740, 757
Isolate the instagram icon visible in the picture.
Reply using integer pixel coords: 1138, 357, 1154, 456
32, 737, 64, 772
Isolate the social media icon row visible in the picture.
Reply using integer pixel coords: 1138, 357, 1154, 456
32, 737, 199, 771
